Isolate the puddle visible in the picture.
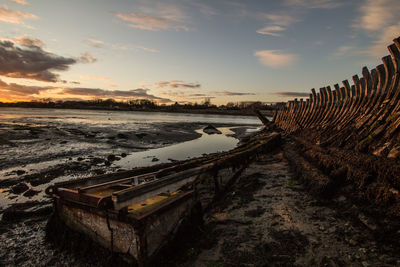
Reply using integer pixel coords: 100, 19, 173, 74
115, 127, 240, 169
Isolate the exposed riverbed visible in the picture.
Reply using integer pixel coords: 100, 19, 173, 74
0, 107, 263, 266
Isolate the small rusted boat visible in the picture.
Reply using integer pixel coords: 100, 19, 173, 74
46, 126, 279, 266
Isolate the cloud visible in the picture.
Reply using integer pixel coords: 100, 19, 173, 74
0, 5, 37, 25
155, 80, 201, 89
79, 52, 97, 63
62, 87, 171, 102
214, 91, 256, 96
16, 36, 43, 48
83, 38, 159, 53
254, 50, 298, 68
0, 79, 53, 96
114, 12, 189, 32
9, 0, 28, 5
83, 38, 104, 48
275, 92, 309, 97
284, 0, 343, 9
256, 13, 299, 37
256, 25, 286, 36
0, 39, 77, 82
0, 77, 171, 103
263, 14, 298, 27
353, 0, 400, 57
332, 45, 357, 57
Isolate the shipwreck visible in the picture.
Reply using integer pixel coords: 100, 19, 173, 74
46, 36, 400, 265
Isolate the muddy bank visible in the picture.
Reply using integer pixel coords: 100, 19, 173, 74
0, 116, 260, 266
162, 149, 400, 267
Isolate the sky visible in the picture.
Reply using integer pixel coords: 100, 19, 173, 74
0, 0, 399, 105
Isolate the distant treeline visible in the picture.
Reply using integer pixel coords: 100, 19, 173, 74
0, 98, 278, 116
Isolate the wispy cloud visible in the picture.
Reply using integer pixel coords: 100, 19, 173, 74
256, 13, 298, 37
353, 0, 400, 57
0, 5, 37, 26
331, 45, 358, 58
79, 52, 98, 64
214, 91, 256, 96
275, 91, 309, 97
83, 38, 159, 53
256, 25, 285, 36
114, 4, 189, 32
9, 0, 28, 6
254, 50, 298, 68
155, 80, 200, 89
284, 0, 343, 9
61, 87, 171, 103
83, 38, 104, 48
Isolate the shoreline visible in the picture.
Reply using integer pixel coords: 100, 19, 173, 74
0, 105, 274, 117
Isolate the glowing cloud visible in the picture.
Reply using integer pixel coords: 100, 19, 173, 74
254, 50, 298, 68
115, 12, 188, 31
0, 5, 37, 25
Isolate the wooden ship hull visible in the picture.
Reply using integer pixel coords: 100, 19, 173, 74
46, 129, 280, 266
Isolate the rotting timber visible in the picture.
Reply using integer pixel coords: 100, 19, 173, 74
273, 37, 400, 235
46, 129, 281, 266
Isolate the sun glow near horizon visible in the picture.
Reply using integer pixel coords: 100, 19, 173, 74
0, 0, 399, 105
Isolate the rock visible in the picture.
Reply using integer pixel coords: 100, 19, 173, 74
136, 133, 147, 139
117, 133, 128, 139
152, 157, 159, 162
23, 188, 41, 197
107, 154, 116, 161
203, 124, 222, 135
121, 153, 127, 158
15, 170, 26, 176
93, 169, 106, 175
11, 182, 29, 194
358, 213, 377, 231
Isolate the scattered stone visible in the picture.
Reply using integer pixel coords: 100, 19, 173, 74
117, 133, 128, 139
23, 188, 41, 198
136, 133, 147, 139
11, 182, 29, 194
59, 140, 68, 144
358, 213, 377, 231
93, 169, 106, 175
114, 156, 121, 161
91, 157, 104, 165
203, 124, 222, 135
77, 157, 84, 161
104, 160, 111, 166
152, 157, 160, 162
121, 153, 127, 158
107, 154, 116, 161
16, 170, 26, 176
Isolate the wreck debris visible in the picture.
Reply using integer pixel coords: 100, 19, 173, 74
270, 37, 400, 221
46, 131, 280, 265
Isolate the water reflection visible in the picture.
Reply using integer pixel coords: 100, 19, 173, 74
115, 127, 239, 169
